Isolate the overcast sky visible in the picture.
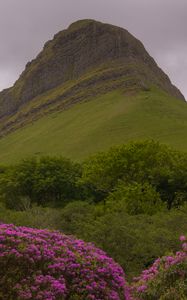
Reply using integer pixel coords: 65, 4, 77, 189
0, 0, 186, 99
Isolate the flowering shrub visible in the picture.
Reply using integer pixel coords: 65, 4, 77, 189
131, 235, 187, 299
0, 223, 128, 300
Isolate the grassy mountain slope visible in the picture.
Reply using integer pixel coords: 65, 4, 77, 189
0, 87, 187, 164
0, 19, 184, 137
0, 19, 186, 164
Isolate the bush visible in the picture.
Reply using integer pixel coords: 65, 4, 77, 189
0, 224, 128, 300
131, 236, 187, 299
0, 203, 62, 229
59, 201, 95, 235
58, 203, 187, 278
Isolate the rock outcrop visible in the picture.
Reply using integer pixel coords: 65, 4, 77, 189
0, 19, 185, 135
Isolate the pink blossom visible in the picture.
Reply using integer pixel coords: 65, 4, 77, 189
0, 223, 128, 300
180, 235, 186, 241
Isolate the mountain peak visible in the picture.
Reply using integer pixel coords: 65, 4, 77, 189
67, 19, 98, 29
0, 19, 185, 136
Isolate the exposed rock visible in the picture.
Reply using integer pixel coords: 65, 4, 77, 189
0, 19, 185, 135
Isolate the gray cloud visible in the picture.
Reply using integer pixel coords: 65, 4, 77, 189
0, 0, 186, 98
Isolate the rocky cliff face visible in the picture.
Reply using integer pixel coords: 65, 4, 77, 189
0, 19, 185, 134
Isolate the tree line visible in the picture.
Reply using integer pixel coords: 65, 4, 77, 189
0, 140, 187, 213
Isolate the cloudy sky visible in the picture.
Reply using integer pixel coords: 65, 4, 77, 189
0, 0, 186, 98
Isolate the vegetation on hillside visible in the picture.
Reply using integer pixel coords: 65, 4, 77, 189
0, 18, 186, 299
0, 140, 187, 284
1, 140, 187, 210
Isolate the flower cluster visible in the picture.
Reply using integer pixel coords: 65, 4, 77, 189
131, 235, 187, 299
0, 223, 128, 300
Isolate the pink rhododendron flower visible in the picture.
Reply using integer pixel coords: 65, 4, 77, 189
0, 223, 129, 300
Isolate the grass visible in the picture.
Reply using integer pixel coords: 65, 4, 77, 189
0, 61, 139, 133
0, 87, 187, 164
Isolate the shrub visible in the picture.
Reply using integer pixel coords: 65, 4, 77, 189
0, 223, 128, 300
131, 236, 187, 299
58, 204, 187, 279
59, 201, 95, 235
0, 203, 62, 229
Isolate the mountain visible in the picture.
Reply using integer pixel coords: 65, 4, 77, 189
0, 19, 186, 163
0, 19, 184, 134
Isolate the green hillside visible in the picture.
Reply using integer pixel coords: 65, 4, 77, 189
0, 19, 184, 137
0, 19, 186, 164
0, 87, 186, 164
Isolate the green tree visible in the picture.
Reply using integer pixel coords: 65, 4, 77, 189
106, 182, 164, 215
81, 140, 187, 208
33, 156, 82, 206
0, 156, 82, 209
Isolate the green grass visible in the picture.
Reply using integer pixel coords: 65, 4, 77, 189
1, 61, 139, 131
0, 87, 187, 164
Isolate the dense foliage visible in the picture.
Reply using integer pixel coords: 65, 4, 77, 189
1, 140, 187, 211
105, 182, 164, 215
59, 202, 187, 278
0, 223, 128, 300
1, 201, 187, 279
131, 236, 187, 299
0, 157, 81, 209
81, 140, 187, 209
0, 140, 187, 298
